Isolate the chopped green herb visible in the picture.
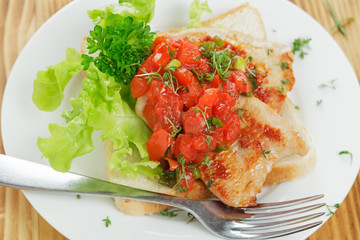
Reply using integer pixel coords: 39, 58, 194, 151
213, 35, 225, 48
245, 56, 253, 62
102, 216, 111, 227
194, 56, 201, 62
267, 49, 273, 55
319, 79, 337, 90
166, 44, 176, 59
194, 106, 211, 131
326, 0, 347, 35
215, 145, 229, 152
317, 99, 323, 106
160, 209, 183, 218
294, 105, 300, 110
339, 150, 353, 164
207, 117, 223, 131
136, 67, 162, 84
201, 41, 216, 57
292, 38, 312, 59
201, 156, 215, 188
326, 203, 340, 216
262, 150, 271, 158
76, 194, 81, 199
167, 117, 182, 138
245, 71, 257, 91
237, 108, 249, 126
280, 61, 289, 70
267, 78, 289, 93
208, 49, 233, 81
158, 170, 177, 188
206, 135, 212, 148
173, 153, 188, 193
186, 212, 196, 224
162, 71, 185, 95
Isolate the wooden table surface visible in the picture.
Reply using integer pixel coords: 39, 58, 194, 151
0, 0, 359, 239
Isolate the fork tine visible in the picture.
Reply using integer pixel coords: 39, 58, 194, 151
236, 203, 325, 221
230, 221, 323, 239
246, 194, 325, 210
231, 212, 324, 230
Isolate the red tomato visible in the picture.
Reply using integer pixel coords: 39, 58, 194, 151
197, 88, 220, 109
178, 166, 195, 191
151, 42, 170, 68
139, 58, 160, 74
208, 74, 221, 88
182, 108, 207, 135
130, 76, 149, 98
147, 80, 163, 100
173, 134, 194, 161
192, 135, 216, 152
143, 81, 183, 133
163, 157, 180, 171
175, 68, 203, 108
221, 79, 237, 96
152, 35, 180, 52
213, 93, 235, 118
173, 68, 195, 86
176, 41, 201, 68
231, 70, 252, 93
146, 128, 171, 161
193, 58, 211, 74
213, 120, 241, 146
131, 58, 159, 98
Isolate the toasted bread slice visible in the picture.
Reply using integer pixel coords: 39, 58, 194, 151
163, 3, 266, 41
201, 3, 266, 41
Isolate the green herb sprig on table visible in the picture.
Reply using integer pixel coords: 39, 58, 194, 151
326, 0, 353, 36
81, 16, 155, 84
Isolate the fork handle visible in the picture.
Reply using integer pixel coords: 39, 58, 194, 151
0, 154, 188, 208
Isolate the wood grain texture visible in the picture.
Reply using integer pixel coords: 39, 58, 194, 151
0, 0, 359, 239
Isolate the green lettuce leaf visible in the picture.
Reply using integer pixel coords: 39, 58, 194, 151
37, 64, 160, 177
88, 0, 155, 27
32, 47, 83, 111
186, 0, 212, 29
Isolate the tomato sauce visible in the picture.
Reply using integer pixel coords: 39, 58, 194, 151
130, 35, 265, 192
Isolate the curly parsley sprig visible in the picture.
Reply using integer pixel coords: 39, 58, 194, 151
81, 16, 155, 84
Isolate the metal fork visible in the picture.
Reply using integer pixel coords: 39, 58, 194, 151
0, 154, 325, 239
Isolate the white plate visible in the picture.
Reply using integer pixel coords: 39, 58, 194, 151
2, 0, 360, 239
